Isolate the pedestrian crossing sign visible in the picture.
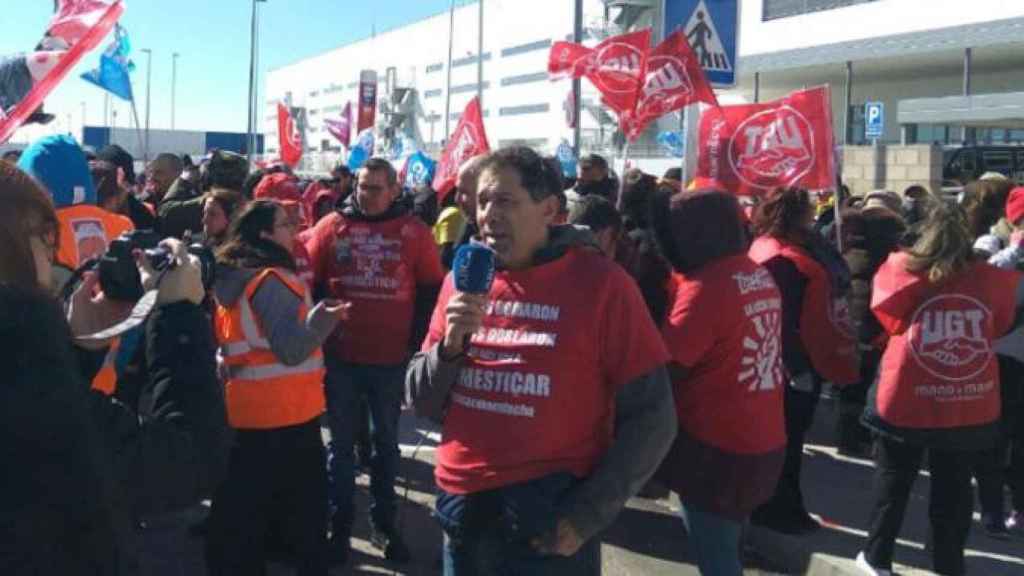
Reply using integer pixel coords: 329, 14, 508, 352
664, 0, 739, 87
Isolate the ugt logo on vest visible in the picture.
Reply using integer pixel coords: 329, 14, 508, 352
728, 105, 815, 190
909, 295, 993, 381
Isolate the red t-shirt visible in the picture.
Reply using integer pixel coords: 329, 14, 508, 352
425, 248, 670, 494
306, 211, 445, 365
662, 255, 786, 455
292, 239, 315, 291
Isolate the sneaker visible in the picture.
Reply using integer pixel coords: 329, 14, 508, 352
1007, 510, 1021, 532
982, 516, 1011, 540
855, 551, 894, 576
327, 534, 350, 567
371, 527, 412, 564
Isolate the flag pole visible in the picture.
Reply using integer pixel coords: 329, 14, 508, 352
619, 139, 631, 210
679, 105, 689, 186
129, 99, 145, 164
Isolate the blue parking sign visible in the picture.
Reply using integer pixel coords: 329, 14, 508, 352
664, 0, 739, 87
865, 101, 884, 139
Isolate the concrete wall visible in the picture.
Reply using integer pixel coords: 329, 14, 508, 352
842, 144, 943, 197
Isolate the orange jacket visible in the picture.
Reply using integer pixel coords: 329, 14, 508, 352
91, 339, 120, 395
214, 268, 325, 429
56, 204, 134, 270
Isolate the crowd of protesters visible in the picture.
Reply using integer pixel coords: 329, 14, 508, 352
2, 132, 1023, 576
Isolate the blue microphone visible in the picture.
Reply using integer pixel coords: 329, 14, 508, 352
453, 243, 496, 294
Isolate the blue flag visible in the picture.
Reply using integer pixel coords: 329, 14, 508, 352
657, 131, 685, 158
347, 128, 375, 171
555, 140, 577, 179
402, 151, 436, 189
81, 25, 134, 101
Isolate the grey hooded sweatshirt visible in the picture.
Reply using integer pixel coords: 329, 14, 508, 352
405, 225, 677, 544
214, 265, 339, 367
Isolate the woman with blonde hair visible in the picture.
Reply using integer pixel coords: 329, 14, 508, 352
857, 202, 1024, 575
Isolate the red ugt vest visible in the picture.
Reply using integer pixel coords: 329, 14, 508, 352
749, 236, 859, 386
662, 255, 786, 455
425, 249, 670, 495
306, 212, 445, 365
871, 253, 1019, 431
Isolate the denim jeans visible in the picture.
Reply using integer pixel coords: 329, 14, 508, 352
679, 504, 744, 576
435, 472, 601, 576
324, 359, 405, 537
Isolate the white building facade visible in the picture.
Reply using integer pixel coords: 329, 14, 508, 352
265, 0, 1024, 173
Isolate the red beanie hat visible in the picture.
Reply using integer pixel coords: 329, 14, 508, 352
254, 172, 302, 203
1006, 187, 1024, 225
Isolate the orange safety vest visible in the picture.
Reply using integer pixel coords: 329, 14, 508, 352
214, 268, 326, 429
91, 338, 120, 395
56, 204, 135, 270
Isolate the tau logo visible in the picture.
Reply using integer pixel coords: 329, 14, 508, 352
909, 295, 993, 382
591, 42, 645, 95
729, 106, 815, 190
637, 55, 694, 115
452, 126, 479, 165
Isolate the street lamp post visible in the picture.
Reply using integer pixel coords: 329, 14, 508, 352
442, 0, 455, 142
172, 52, 179, 130
247, 0, 267, 160
477, 0, 484, 107
142, 48, 153, 163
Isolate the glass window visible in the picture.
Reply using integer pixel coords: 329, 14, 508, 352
453, 53, 492, 68
961, 150, 978, 174
501, 39, 552, 58
982, 150, 1013, 174
449, 82, 490, 95
499, 104, 550, 116
500, 72, 549, 87
426, 63, 444, 73
763, 0, 880, 21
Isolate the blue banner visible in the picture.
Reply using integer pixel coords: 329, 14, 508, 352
657, 131, 685, 157
555, 140, 577, 179
403, 150, 436, 189
81, 24, 134, 101
347, 128, 375, 170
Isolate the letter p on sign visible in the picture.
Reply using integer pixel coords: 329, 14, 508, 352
865, 101, 884, 140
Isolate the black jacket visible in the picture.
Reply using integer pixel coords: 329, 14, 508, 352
842, 210, 906, 344
0, 285, 229, 575
122, 195, 158, 233
157, 178, 204, 240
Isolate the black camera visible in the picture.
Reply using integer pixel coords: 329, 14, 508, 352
98, 230, 216, 302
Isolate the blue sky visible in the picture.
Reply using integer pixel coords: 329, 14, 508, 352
1, 0, 461, 135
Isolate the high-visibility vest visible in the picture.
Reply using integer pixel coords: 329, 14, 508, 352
91, 338, 120, 395
56, 204, 135, 271
214, 268, 326, 429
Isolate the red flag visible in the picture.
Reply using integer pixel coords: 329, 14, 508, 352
548, 29, 650, 116
621, 30, 719, 141
0, 0, 123, 143
432, 96, 490, 200
277, 102, 304, 169
696, 86, 836, 196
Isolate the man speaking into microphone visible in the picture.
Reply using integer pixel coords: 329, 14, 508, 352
407, 147, 676, 574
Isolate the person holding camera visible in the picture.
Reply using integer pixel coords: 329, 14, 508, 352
0, 159, 229, 574
205, 199, 349, 576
